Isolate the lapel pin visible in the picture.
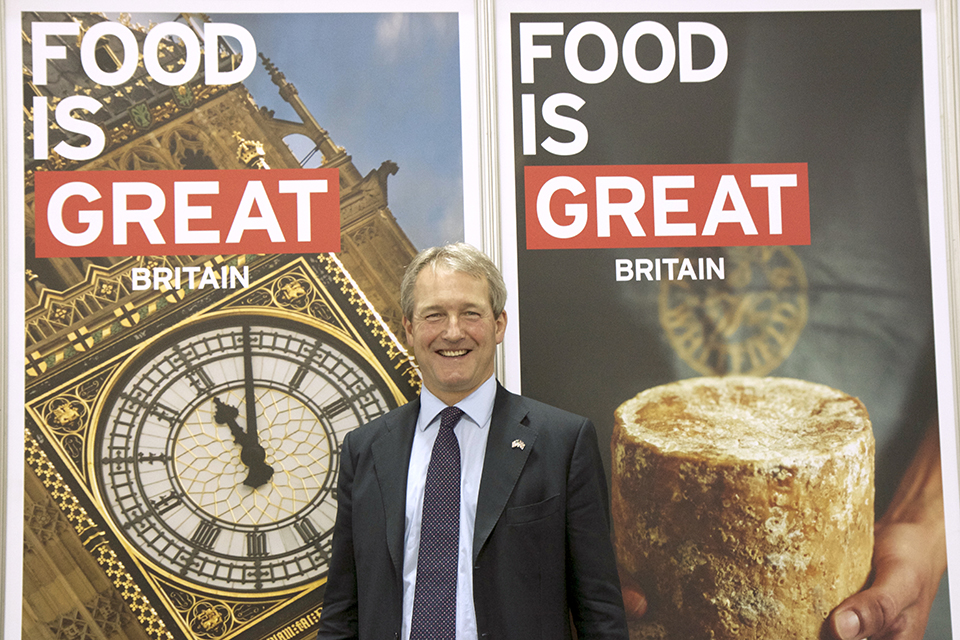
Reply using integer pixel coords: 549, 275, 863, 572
511, 439, 525, 450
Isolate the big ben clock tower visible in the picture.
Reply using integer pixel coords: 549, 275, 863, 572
22, 12, 421, 640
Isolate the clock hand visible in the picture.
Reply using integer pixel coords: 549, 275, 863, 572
241, 324, 274, 488
212, 396, 274, 488
243, 325, 260, 446
212, 397, 244, 441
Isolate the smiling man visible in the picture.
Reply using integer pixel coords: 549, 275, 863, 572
317, 243, 628, 640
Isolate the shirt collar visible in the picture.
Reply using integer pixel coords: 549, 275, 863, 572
419, 375, 497, 431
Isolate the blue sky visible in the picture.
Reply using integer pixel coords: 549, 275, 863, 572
123, 12, 465, 249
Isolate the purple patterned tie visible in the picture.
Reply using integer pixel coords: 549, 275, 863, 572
410, 406, 464, 640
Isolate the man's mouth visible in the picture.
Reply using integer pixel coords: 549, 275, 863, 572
438, 349, 469, 357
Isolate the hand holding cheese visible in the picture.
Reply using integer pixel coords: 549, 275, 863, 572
828, 420, 947, 640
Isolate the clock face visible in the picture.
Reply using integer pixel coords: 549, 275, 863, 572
93, 313, 395, 593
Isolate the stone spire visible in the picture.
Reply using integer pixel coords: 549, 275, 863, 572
259, 53, 362, 185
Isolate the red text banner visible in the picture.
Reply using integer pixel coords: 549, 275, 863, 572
524, 163, 810, 249
34, 167, 340, 257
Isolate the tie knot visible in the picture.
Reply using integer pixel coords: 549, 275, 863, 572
439, 406, 464, 431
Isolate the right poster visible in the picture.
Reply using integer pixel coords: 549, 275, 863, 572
496, 3, 956, 639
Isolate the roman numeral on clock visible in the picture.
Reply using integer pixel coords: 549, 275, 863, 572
322, 397, 350, 420
289, 340, 322, 389
149, 402, 179, 424
294, 518, 319, 543
191, 521, 221, 549
295, 518, 330, 561
247, 531, 268, 557
153, 491, 182, 516
174, 345, 215, 393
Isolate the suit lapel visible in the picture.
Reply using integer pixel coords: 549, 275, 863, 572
371, 398, 420, 575
473, 385, 537, 562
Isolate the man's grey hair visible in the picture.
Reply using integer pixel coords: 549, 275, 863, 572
400, 243, 507, 320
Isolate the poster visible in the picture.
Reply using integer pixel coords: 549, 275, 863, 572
5, 1, 960, 639
6, 3, 477, 639
495, 1, 959, 639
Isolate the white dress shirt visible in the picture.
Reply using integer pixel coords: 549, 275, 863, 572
401, 375, 496, 640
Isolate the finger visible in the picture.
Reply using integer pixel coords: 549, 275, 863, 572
617, 567, 649, 620
830, 608, 864, 640
829, 582, 910, 640
622, 587, 647, 619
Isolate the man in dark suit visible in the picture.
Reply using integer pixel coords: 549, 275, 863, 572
317, 243, 628, 640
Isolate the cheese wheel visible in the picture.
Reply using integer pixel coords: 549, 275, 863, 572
611, 376, 874, 640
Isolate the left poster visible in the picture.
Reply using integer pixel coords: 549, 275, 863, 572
5, 4, 477, 639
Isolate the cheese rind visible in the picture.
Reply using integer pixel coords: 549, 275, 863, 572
612, 377, 874, 640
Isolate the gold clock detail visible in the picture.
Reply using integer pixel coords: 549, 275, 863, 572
659, 246, 809, 376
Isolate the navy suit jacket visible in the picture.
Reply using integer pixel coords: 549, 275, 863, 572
316, 383, 628, 640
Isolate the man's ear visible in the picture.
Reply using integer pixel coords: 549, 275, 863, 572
402, 316, 414, 344
495, 310, 507, 344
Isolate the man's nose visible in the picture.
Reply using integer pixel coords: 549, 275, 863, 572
442, 315, 465, 339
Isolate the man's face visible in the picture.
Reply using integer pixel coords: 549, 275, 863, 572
402, 266, 507, 405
